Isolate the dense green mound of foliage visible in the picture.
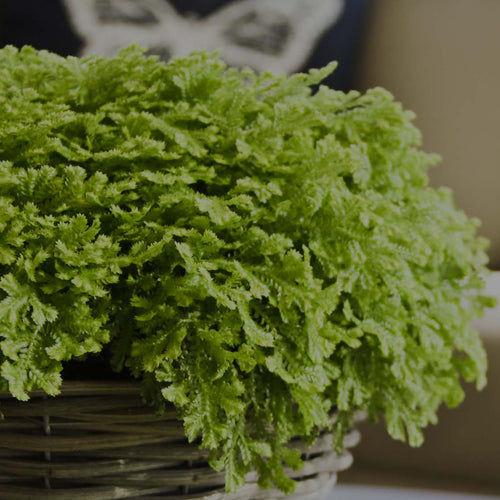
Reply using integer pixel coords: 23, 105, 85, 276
0, 45, 493, 492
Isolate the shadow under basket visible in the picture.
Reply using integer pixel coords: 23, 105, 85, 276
0, 381, 362, 500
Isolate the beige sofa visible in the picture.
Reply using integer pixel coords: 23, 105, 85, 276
354, 0, 500, 267
340, 1, 500, 495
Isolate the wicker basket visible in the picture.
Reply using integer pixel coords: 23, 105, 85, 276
0, 381, 362, 500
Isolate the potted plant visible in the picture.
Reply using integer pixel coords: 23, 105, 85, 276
0, 45, 494, 499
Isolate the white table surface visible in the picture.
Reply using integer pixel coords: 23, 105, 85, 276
331, 485, 500, 500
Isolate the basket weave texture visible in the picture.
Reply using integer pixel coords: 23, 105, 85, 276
0, 381, 361, 500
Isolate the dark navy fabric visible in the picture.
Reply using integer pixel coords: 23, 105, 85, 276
0, 0, 82, 56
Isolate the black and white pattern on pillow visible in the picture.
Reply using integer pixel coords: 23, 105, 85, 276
63, 0, 344, 73
94, 0, 161, 24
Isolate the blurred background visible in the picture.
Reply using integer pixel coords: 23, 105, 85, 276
1, 0, 499, 497
340, 2, 500, 497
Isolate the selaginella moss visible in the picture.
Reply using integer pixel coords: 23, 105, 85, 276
0, 45, 494, 492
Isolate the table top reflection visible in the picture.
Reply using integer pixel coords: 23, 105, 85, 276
331, 485, 500, 500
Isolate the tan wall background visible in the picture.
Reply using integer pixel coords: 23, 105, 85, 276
354, 0, 500, 268
341, 1, 500, 494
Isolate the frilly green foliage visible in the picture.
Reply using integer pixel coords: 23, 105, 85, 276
0, 45, 494, 492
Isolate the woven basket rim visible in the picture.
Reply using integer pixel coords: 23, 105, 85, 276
0, 380, 142, 399
0, 381, 360, 499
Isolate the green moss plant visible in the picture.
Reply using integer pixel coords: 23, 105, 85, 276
0, 45, 494, 493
